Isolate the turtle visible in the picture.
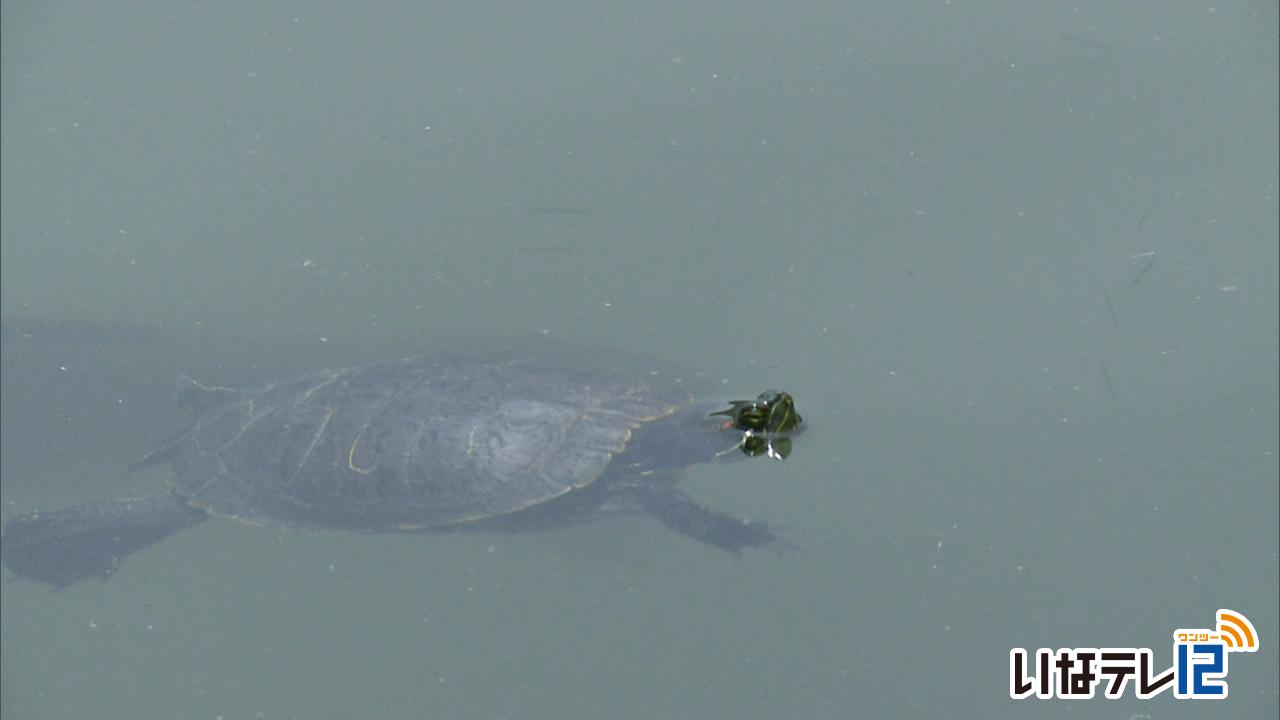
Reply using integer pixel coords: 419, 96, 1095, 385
1, 356, 803, 589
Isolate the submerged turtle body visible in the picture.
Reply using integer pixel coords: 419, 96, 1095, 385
2, 356, 802, 589
163, 358, 693, 532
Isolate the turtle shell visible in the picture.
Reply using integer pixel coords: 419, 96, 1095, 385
160, 358, 692, 531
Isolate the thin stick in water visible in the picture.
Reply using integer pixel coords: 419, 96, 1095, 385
1103, 288, 1121, 330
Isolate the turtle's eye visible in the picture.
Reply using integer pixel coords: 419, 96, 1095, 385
736, 402, 768, 432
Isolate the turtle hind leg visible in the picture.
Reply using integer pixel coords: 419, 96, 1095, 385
635, 484, 779, 555
1, 492, 207, 590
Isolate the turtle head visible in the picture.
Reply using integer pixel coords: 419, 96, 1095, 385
710, 389, 803, 460
616, 389, 803, 474
713, 389, 802, 434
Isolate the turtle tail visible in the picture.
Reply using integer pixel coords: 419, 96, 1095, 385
1, 492, 207, 590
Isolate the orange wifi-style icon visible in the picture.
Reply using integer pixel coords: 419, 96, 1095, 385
1216, 609, 1259, 652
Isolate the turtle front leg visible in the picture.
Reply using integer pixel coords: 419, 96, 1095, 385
632, 483, 778, 554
